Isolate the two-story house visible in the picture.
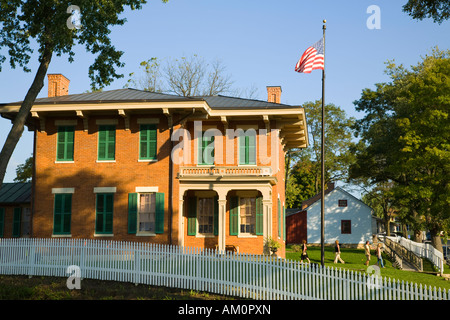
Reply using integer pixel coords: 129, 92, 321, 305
0, 74, 308, 257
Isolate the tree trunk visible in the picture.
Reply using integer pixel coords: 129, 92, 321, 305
384, 217, 391, 236
430, 228, 443, 254
414, 229, 423, 243
0, 46, 53, 190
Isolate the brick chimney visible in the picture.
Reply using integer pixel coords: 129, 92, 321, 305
267, 86, 282, 104
48, 74, 70, 97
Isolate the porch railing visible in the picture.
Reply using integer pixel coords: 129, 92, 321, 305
178, 166, 273, 177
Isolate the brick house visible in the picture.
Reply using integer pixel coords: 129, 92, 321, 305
0, 74, 308, 257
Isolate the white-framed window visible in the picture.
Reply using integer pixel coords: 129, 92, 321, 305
197, 197, 214, 235
138, 193, 156, 234
239, 197, 256, 235
338, 199, 348, 207
229, 193, 263, 236
128, 189, 164, 235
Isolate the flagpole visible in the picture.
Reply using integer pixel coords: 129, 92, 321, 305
321, 19, 326, 268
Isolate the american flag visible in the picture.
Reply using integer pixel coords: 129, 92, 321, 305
295, 38, 324, 73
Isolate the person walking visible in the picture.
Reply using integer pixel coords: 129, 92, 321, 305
364, 240, 371, 266
300, 240, 311, 264
376, 243, 385, 268
334, 240, 345, 264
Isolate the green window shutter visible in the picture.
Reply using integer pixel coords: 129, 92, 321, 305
199, 134, 214, 165
247, 134, 256, 165
229, 196, 239, 235
213, 196, 219, 236
239, 135, 246, 165
0, 208, 4, 238
239, 133, 256, 165
57, 126, 74, 161
96, 193, 114, 234
187, 196, 197, 236
53, 194, 72, 235
155, 192, 165, 234
278, 199, 281, 238
283, 205, 286, 241
140, 124, 157, 160
128, 193, 138, 234
98, 125, 115, 160
255, 197, 263, 235
12, 207, 21, 237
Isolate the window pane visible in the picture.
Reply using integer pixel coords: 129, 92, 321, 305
105, 194, 113, 213
338, 200, 348, 207
96, 194, 113, 234
139, 193, 155, 232
97, 194, 104, 213
98, 126, 115, 160
198, 197, 214, 234
239, 197, 256, 234
140, 125, 157, 160
96, 213, 104, 232
57, 126, 74, 161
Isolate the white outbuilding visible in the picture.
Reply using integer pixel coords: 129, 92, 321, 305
303, 185, 373, 247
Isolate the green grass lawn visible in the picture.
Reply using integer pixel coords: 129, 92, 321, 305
286, 245, 450, 291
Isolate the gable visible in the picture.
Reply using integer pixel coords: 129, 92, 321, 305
305, 187, 373, 213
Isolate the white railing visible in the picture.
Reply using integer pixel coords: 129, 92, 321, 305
0, 238, 448, 300
387, 236, 444, 273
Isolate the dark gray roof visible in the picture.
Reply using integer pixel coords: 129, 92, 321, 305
0, 182, 32, 204
197, 95, 294, 109
1, 88, 298, 110
29, 88, 190, 104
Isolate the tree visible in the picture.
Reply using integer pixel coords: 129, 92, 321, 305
285, 153, 317, 209
362, 181, 398, 236
14, 156, 33, 183
126, 54, 234, 97
403, 0, 450, 23
350, 48, 450, 252
125, 58, 164, 93
0, 0, 168, 191
285, 100, 356, 208
125, 54, 262, 98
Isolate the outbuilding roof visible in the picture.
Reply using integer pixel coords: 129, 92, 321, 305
0, 182, 32, 204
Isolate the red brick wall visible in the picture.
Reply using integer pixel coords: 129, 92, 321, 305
47, 74, 70, 97
33, 114, 178, 244
33, 115, 286, 257
0, 205, 31, 238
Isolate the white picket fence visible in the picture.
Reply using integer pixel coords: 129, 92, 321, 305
0, 238, 448, 300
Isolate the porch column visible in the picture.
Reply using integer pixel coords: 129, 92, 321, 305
263, 199, 272, 243
218, 198, 227, 252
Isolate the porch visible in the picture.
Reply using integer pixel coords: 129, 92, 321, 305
178, 181, 275, 255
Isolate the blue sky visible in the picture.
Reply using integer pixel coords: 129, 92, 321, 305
1, 0, 449, 183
